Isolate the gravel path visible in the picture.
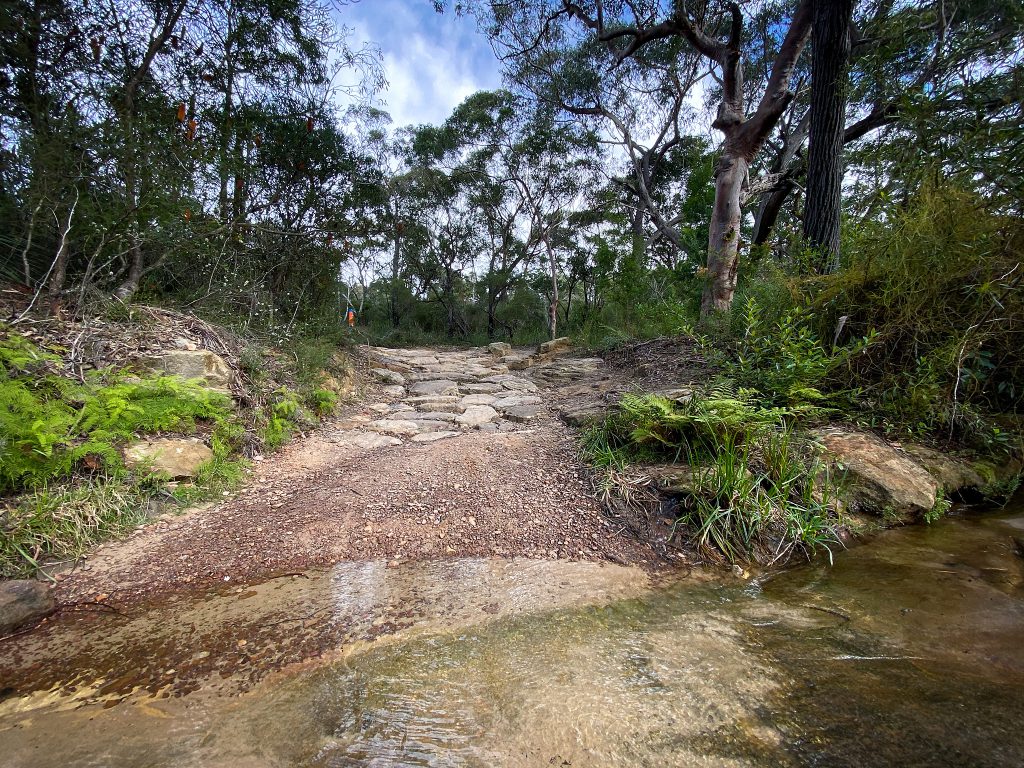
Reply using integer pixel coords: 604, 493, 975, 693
54, 345, 652, 607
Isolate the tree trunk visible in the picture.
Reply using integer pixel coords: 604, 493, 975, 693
803, 0, 854, 272
700, 151, 748, 316
113, 242, 144, 302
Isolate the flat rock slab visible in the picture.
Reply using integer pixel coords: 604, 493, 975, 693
411, 431, 460, 443
460, 394, 498, 407
368, 419, 421, 436
461, 383, 505, 394
381, 385, 406, 397
412, 411, 458, 422
409, 380, 459, 396
408, 420, 453, 433
370, 368, 406, 385
334, 431, 403, 450
493, 395, 543, 409
504, 405, 544, 422
456, 405, 500, 427
124, 438, 213, 478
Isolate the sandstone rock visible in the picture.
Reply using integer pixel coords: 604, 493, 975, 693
488, 342, 512, 357
370, 368, 405, 385
814, 429, 938, 518
456, 405, 500, 427
903, 444, 986, 493
461, 383, 505, 394
538, 337, 571, 355
405, 394, 459, 404
476, 422, 499, 432
411, 431, 459, 443
408, 420, 451, 433
124, 438, 213, 478
409, 380, 459, 396
409, 356, 439, 366
0, 581, 54, 634
335, 431, 402, 449
381, 385, 406, 398
504, 405, 543, 422
368, 403, 391, 414
506, 354, 536, 371
412, 411, 458, 422
142, 349, 232, 390
559, 404, 609, 427
460, 394, 498, 407
493, 395, 543, 409
368, 419, 421, 437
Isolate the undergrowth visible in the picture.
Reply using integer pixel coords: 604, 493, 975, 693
0, 324, 345, 578
581, 384, 844, 565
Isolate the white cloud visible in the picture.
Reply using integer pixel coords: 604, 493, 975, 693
338, 0, 502, 128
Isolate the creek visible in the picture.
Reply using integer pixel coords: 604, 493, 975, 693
2, 500, 1023, 767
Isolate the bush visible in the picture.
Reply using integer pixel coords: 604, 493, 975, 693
0, 331, 233, 492
581, 386, 843, 565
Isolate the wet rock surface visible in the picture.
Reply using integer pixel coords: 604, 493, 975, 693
0, 580, 54, 634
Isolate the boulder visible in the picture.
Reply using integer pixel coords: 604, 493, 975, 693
903, 444, 986, 493
456, 405, 500, 427
409, 379, 459, 396
371, 368, 406, 386
142, 350, 232, 391
0, 580, 55, 634
538, 337, 571, 355
124, 438, 213, 478
488, 342, 512, 357
814, 429, 938, 519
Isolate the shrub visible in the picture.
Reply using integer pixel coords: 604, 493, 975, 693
0, 331, 233, 492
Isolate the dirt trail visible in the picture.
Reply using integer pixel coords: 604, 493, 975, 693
53, 345, 653, 608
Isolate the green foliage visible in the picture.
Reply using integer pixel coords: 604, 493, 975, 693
307, 388, 338, 416
586, 383, 823, 468
0, 477, 157, 578
924, 489, 953, 525
1, 332, 233, 494
261, 388, 307, 449
581, 387, 844, 565
721, 298, 876, 407
680, 430, 841, 565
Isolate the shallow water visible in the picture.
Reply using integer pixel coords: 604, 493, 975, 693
2, 502, 1023, 767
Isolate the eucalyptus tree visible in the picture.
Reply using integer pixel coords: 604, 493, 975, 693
751, 0, 1024, 250
482, 0, 815, 318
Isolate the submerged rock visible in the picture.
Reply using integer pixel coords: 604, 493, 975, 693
0, 580, 54, 634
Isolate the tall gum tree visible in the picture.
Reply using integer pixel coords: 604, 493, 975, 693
483, 0, 813, 317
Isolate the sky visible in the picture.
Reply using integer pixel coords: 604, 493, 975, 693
337, 0, 504, 129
